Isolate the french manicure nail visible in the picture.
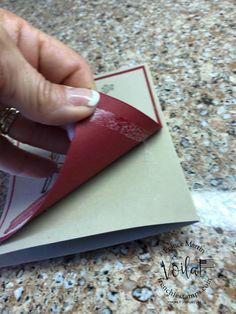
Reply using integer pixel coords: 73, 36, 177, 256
66, 87, 100, 107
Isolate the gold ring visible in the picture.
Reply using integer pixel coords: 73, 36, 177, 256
0, 107, 19, 135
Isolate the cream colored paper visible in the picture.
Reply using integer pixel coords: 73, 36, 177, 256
0, 65, 198, 259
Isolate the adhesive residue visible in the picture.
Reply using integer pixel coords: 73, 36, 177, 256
90, 108, 150, 142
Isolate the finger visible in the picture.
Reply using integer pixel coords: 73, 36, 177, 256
0, 135, 57, 178
7, 114, 70, 154
0, 25, 100, 125
0, 8, 94, 88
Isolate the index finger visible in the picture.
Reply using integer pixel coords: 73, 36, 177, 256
0, 8, 94, 88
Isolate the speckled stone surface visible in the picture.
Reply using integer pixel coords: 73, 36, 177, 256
0, 1, 235, 313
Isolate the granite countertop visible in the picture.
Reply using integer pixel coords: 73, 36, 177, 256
0, 0, 235, 313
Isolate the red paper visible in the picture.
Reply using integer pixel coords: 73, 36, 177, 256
0, 93, 161, 242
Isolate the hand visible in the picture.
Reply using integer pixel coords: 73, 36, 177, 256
0, 9, 100, 178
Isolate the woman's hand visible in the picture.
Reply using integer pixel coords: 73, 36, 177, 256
0, 8, 99, 178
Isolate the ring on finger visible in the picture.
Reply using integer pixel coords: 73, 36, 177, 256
0, 107, 20, 135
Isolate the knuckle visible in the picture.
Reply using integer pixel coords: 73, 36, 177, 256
34, 77, 62, 124
36, 79, 52, 122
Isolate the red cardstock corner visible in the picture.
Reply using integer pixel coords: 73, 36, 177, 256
1, 93, 161, 242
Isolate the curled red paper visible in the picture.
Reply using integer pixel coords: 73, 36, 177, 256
1, 93, 161, 242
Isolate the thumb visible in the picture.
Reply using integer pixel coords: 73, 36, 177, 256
0, 28, 100, 125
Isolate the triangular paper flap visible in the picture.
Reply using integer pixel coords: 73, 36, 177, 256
0, 93, 161, 242
42, 93, 161, 209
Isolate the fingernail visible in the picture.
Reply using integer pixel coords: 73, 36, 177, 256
66, 87, 100, 107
